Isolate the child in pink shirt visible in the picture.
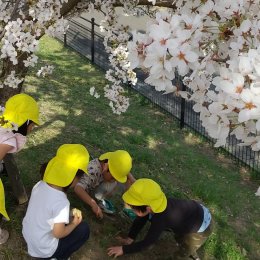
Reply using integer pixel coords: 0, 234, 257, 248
0, 93, 40, 244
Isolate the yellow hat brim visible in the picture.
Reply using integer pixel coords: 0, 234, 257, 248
43, 157, 87, 187
44, 144, 89, 187
99, 152, 112, 161
0, 180, 10, 221
3, 93, 40, 127
123, 186, 167, 213
99, 152, 128, 183
0, 207, 10, 221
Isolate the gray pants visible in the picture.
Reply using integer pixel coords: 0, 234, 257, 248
174, 221, 213, 259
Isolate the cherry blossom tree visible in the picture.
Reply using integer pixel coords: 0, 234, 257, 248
125, 1, 260, 152
1, 0, 260, 159
0, 0, 163, 104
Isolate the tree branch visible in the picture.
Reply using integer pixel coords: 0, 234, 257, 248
115, 0, 176, 8
60, 0, 176, 17
10, 0, 20, 20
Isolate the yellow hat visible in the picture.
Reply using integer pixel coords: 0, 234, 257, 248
43, 144, 89, 187
3, 93, 40, 127
99, 150, 132, 183
0, 179, 10, 220
122, 178, 167, 213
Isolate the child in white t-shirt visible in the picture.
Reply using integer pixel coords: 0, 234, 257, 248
22, 144, 90, 259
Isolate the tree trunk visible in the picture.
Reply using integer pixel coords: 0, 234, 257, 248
0, 85, 23, 106
0, 54, 29, 105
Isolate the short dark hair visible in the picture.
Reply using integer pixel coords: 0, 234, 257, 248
128, 204, 148, 213
13, 120, 33, 136
99, 159, 108, 163
63, 169, 84, 192
40, 162, 48, 179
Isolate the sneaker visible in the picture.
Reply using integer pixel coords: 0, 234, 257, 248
98, 199, 116, 214
0, 228, 9, 245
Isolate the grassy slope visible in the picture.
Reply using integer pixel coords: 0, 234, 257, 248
1, 36, 259, 260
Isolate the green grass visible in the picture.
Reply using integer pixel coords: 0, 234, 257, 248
1, 36, 260, 260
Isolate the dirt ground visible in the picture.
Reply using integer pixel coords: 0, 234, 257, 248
0, 186, 217, 260
0, 201, 184, 260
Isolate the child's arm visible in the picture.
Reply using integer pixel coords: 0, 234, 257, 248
74, 185, 103, 218
107, 246, 123, 257
0, 144, 12, 161
116, 236, 134, 245
122, 215, 165, 255
107, 215, 150, 257
52, 213, 82, 239
125, 173, 136, 190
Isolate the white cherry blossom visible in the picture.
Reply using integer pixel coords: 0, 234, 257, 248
2, 0, 260, 153
238, 89, 260, 123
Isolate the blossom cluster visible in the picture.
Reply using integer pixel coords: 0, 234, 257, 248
126, 0, 260, 153
97, 0, 134, 114
1, 0, 260, 150
89, 86, 100, 98
37, 65, 55, 77
0, 0, 69, 89
1, 0, 260, 194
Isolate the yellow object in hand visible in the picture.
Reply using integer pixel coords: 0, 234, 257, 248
72, 208, 82, 218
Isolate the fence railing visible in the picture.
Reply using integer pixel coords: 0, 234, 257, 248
56, 16, 260, 174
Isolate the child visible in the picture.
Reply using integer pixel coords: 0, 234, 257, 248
0, 93, 40, 159
74, 150, 135, 219
107, 178, 213, 260
22, 144, 90, 259
0, 93, 40, 244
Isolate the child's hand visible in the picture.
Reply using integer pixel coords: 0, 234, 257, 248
91, 202, 103, 219
72, 208, 82, 226
116, 236, 134, 245
72, 208, 82, 218
107, 246, 123, 258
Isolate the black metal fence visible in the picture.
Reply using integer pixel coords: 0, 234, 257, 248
56, 16, 260, 174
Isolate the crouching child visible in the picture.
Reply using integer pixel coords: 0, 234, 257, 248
74, 150, 135, 219
107, 178, 213, 260
22, 144, 90, 259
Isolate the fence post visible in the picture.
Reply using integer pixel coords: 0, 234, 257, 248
180, 76, 186, 129
91, 18, 95, 63
64, 32, 67, 47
